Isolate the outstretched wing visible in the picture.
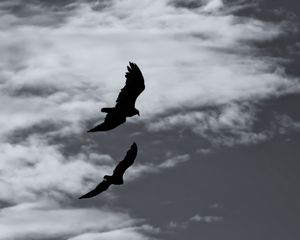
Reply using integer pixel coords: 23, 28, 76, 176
115, 62, 145, 108
112, 142, 138, 178
87, 112, 126, 132
78, 180, 111, 199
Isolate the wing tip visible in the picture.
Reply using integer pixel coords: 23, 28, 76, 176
87, 126, 98, 132
87, 129, 97, 133
131, 142, 138, 151
128, 61, 138, 69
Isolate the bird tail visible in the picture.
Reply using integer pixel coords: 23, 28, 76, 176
101, 107, 114, 113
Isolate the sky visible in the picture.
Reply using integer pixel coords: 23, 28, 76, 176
0, 0, 300, 239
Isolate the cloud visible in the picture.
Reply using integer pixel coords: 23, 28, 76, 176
202, 0, 224, 12
125, 154, 190, 180
68, 225, 159, 240
0, 200, 157, 240
0, 0, 299, 239
0, 135, 115, 203
209, 203, 220, 208
0, 133, 173, 239
158, 154, 190, 168
0, 133, 187, 204
196, 148, 211, 154
0, 0, 298, 140
0, 0, 77, 28
167, 212, 223, 230
148, 103, 270, 146
190, 214, 223, 223
274, 114, 300, 134
167, 220, 188, 229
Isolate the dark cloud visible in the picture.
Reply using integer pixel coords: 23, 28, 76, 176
7, 86, 59, 98
231, 0, 300, 28
168, 0, 203, 9
1, 0, 111, 12
0, 0, 110, 27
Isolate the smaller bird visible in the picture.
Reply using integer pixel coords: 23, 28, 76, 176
88, 62, 145, 132
79, 142, 138, 199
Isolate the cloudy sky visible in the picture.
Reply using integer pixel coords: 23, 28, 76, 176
0, 0, 300, 239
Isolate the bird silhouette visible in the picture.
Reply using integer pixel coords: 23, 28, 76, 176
79, 142, 138, 199
88, 62, 145, 132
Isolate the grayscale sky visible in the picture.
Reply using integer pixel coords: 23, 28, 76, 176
0, 0, 300, 239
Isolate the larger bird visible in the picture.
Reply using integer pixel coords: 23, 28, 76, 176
79, 142, 138, 199
88, 62, 145, 132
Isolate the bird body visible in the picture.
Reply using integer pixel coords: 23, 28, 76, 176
89, 110, 126, 132
79, 142, 138, 199
88, 62, 145, 132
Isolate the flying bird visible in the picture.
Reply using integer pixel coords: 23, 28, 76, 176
79, 142, 138, 199
88, 62, 145, 132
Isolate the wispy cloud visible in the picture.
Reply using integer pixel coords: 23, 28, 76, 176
274, 114, 300, 134
167, 220, 188, 230
190, 214, 223, 223
125, 154, 190, 179
68, 225, 159, 240
167, 212, 223, 231
148, 103, 270, 146
158, 154, 190, 168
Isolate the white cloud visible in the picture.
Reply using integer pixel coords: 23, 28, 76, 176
202, 0, 224, 12
0, 200, 155, 240
167, 212, 223, 230
0, 135, 114, 203
148, 103, 270, 146
125, 154, 190, 180
158, 154, 190, 168
68, 225, 159, 240
209, 203, 220, 208
167, 220, 188, 229
0, 134, 187, 204
0, 0, 298, 139
0, 132, 174, 239
196, 148, 211, 154
190, 214, 223, 223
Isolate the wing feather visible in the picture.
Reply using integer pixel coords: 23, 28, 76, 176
78, 180, 111, 199
113, 142, 138, 178
87, 112, 126, 132
116, 62, 145, 108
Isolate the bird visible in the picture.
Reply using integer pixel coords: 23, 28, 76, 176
79, 142, 138, 199
88, 62, 145, 132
